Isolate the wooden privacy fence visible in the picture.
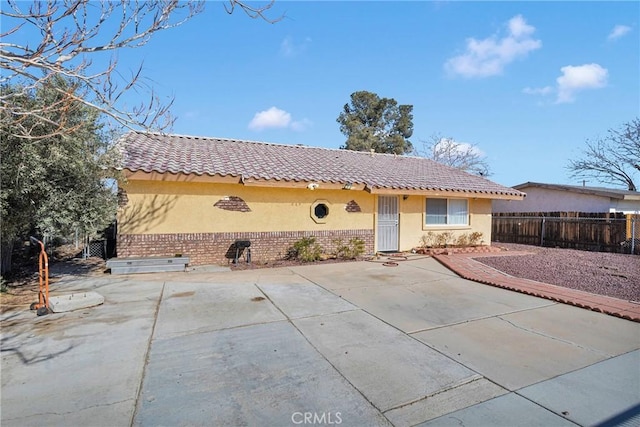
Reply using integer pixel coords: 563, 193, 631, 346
492, 212, 638, 254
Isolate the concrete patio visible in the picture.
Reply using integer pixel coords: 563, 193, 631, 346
2, 257, 639, 426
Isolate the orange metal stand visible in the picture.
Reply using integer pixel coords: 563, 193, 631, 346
29, 237, 51, 316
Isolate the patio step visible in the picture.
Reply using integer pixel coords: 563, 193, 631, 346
106, 256, 190, 275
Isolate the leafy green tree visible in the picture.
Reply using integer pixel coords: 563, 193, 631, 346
0, 1, 282, 275
568, 118, 640, 191
337, 91, 414, 155
1, 78, 118, 274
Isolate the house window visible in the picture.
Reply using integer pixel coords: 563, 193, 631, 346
426, 198, 468, 225
314, 203, 329, 219
311, 200, 330, 224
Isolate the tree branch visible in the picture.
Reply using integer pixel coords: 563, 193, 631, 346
415, 134, 492, 176
567, 118, 639, 191
1, 0, 280, 141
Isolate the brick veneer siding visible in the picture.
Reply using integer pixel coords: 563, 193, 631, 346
213, 196, 251, 212
117, 229, 375, 265
345, 200, 362, 212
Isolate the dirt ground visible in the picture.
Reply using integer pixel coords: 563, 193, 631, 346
229, 256, 359, 271
477, 243, 640, 302
0, 245, 106, 313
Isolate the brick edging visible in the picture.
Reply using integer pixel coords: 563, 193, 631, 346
433, 254, 640, 323
413, 245, 503, 256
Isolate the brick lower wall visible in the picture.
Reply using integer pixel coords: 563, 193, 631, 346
117, 229, 375, 265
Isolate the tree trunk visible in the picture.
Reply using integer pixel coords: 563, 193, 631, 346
1, 239, 14, 276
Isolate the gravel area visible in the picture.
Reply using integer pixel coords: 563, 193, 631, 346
475, 243, 640, 302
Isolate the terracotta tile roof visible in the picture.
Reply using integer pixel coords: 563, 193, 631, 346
118, 132, 524, 198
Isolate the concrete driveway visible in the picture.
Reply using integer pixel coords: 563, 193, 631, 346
2, 257, 639, 426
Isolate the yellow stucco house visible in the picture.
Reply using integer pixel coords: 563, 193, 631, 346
116, 132, 524, 265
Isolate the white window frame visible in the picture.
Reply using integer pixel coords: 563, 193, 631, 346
425, 198, 469, 226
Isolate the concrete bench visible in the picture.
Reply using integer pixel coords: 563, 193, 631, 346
106, 256, 190, 275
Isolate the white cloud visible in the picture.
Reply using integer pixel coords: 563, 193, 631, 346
248, 107, 312, 132
444, 15, 542, 78
280, 37, 295, 57
608, 25, 631, 41
556, 63, 608, 103
290, 118, 313, 132
522, 86, 553, 96
182, 110, 200, 120
279, 36, 312, 57
433, 138, 485, 156
508, 14, 536, 38
248, 107, 291, 131
523, 64, 609, 104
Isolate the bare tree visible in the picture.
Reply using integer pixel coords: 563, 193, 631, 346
0, 0, 280, 140
416, 134, 492, 176
568, 118, 640, 191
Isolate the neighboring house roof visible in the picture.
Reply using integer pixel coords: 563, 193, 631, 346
512, 182, 640, 200
118, 132, 524, 198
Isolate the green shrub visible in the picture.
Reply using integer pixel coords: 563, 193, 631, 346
332, 238, 347, 259
419, 231, 436, 248
434, 232, 453, 247
455, 233, 470, 247
334, 237, 365, 259
288, 236, 323, 262
349, 237, 365, 258
469, 232, 484, 246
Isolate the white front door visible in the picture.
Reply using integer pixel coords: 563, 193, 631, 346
377, 196, 399, 252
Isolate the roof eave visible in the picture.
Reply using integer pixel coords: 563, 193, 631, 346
123, 170, 370, 191
122, 169, 243, 184
366, 186, 524, 200
513, 182, 637, 200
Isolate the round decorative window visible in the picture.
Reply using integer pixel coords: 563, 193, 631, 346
314, 203, 329, 219
311, 200, 330, 224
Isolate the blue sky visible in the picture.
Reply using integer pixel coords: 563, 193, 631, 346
8, 1, 640, 188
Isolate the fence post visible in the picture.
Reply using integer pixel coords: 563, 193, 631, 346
633, 216, 636, 255
540, 217, 546, 247
83, 235, 90, 259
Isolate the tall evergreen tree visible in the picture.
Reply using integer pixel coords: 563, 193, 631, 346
337, 91, 414, 155
1, 78, 118, 274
